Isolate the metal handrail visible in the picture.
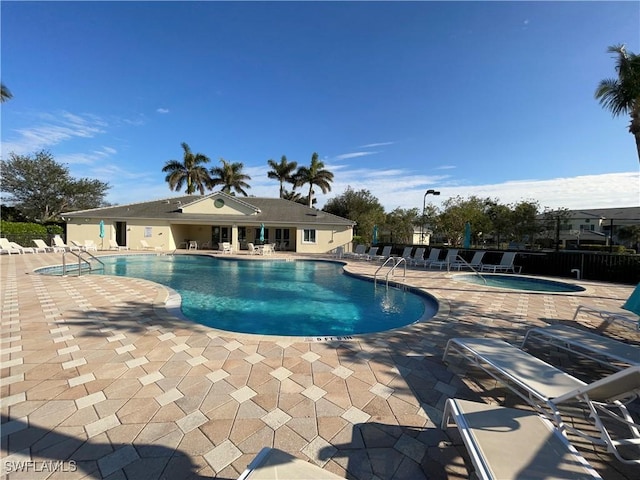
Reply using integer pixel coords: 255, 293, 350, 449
62, 250, 104, 276
374, 256, 407, 288
451, 254, 487, 284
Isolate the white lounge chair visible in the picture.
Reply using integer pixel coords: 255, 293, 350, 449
0, 238, 22, 254
417, 248, 441, 268
109, 239, 129, 251
372, 245, 392, 262
84, 240, 98, 251
344, 244, 366, 259
573, 282, 640, 329
521, 324, 640, 369
247, 243, 259, 255
480, 251, 520, 273
34, 238, 64, 253
52, 236, 77, 252
408, 247, 426, 266
238, 447, 343, 480
219, 242, 233, 254
441, 398, 602, 480
70, 240, 87, 251
443, 337, 640, 464
12, 242, 35, 254
362, 246, 378, 260
399, 246, 413, 262
450, 251, 486, 271
140, 240, 161, 251
428, 249, 459, 270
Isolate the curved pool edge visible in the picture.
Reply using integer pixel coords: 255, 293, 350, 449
449, 272, 593, 295
32, 253, 439, 343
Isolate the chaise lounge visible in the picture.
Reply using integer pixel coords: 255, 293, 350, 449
443, 337, 640, 464
441, 398, 602, 479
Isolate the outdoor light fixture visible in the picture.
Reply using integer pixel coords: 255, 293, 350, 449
421, 189, 441, 243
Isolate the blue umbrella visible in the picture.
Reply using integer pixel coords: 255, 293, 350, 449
372, 225, 378, 245
259, 223, 265, 243
99, 220, 105, 250
463, 222, 471, 249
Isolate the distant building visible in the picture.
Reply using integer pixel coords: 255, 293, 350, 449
541, 206, 640, 249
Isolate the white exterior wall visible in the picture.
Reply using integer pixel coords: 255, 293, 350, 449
294, 225, 353, 254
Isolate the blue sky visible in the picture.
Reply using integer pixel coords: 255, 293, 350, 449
2, 1, 639, 212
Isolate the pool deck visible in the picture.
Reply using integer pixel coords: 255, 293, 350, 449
1, 250, 639, 479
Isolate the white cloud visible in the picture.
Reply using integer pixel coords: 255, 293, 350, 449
156, 108, 169, 114
1, 111, 107, 155
435, 165, 457, 170
333, 151, 378, 160
358, 141, 395, 148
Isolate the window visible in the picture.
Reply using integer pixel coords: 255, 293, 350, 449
303, 229, 316, 243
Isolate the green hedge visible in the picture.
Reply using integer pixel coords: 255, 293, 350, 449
0, 221, 63, 243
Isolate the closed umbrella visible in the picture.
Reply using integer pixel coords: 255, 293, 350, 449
463, 222, 471, 249
259, 223, 265, 243
372, 225, 378, 245
99, 220, 105, 249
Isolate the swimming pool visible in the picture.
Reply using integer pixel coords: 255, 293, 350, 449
453, 273, 585, 293
38, 255, 436, 336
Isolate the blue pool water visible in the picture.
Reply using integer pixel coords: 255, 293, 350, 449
38, 255, 435, 336
454, 273, 585, 293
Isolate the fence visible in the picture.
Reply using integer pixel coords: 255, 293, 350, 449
394, 245, 639, 285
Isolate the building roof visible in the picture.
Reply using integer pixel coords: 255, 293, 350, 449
62, 192, 356, 227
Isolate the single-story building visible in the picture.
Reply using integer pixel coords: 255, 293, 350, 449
61, 192, 356, 254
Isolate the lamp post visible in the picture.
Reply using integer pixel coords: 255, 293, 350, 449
421, 189, 441, 244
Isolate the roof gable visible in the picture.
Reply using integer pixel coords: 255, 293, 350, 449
180, 192, 259, 216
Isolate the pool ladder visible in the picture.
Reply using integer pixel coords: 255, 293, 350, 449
62, 250, 105, 276
452, 254, 487, 285
374, 257, 406, 288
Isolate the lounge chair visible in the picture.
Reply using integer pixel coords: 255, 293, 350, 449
362, 246, 378, 260
53, 236, 78, 252
0, 238, 22, 255
428, 249, 458, 270
70, 240, 86, 251
521, 324, 639, 369
450, 251, 486, 271
441, 398, 602, 480
399, 246, 413, 262
372, 245, 393, 262
417, 247, 441, 268
1, 238, 36, 254
109, 239, 129, 251
408, 247, 426, 266
343, 244, 366, 259
84, 240, 98, 251
140, 240, 161, 251
219, 242, 233, 254
34, 238, 64, 253
247, 243, 260, 255
238, 447, 343, 480
443, 337, 640, 464
12, 241, 35, 254
572, 283, 640, 329
480, 251, 520, 273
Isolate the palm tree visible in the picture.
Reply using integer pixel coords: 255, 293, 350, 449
267, 155, 298, 198
294, 152, 334, 207
209, 158, 252, 196
1, 83, 13, 102
595, 44, 640, 163
162, 142, 211, 194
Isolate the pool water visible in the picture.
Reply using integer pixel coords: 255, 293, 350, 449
454, 273, 585, 293
39, 255, 435, 336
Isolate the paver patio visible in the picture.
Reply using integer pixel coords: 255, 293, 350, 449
1, 251, 638, 479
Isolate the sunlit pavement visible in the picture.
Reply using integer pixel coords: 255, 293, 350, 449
1, 250, 638, 479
